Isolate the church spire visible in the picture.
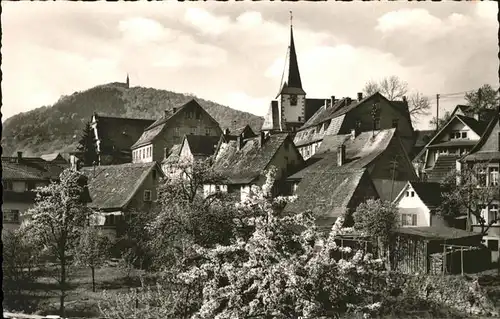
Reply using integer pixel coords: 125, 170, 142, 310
287, 11, 302, 89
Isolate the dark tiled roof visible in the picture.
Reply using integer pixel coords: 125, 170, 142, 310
94, 115, 155, 154
212, 133, 289, 184
410, 181, 442, 211
300, 97, 356, 130
185, 135, 220, 157
293, 115, 346, 147
463, 112, 500, 162
132, 99, 218, 149
456, 115, 488, 136
395, 226, 482, 241
81, 162, 158, 210
372, 179, 408, 202
230, 125, 256, 138
427, 140, 478, 148
289, 129, 396, 180
425, 154, 460, 183
286, 168, 368, 218
2, 157, 67, 180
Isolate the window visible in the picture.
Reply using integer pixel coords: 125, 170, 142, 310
4, 180, 13, 191
489, 205, 499, 224
489, 167, 499, 186
392, 119, 399, 129
144, 190, 152, 202
205, 128, 211, 136
410, 191, 415, 197
488, 239, 499, 252
190, 127, 197, 135
196, 111, 201, 119
406, 191, 410, 197
461, 132, 467, 139
298, 116, 302, 122
290, 95, 298, 106
3, 210, 20, 223
374, 118, 381, 130
401, 213, 417, 226
174, 127, 180, 137
152, 170, 157, 180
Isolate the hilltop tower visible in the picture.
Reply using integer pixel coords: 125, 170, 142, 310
126, 73, 130, 88
262, 12, 306, 133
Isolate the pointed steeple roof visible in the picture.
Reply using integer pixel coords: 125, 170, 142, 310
278, 14, 305, 97
287, 26, 302, 89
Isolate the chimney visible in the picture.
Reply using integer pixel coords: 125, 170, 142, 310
402, 96, 407, 103
237, 135, 244, 150
325, 99, 331, 109
271, 100, 279, 130
337, 144, 346, 166
224, 128, 230, 136
357, 92, 363, 101
164, 110, 170, 117
259, 131, 266, 148
17, 151, 23, 163
351, 128, 359, 140
346, 97, 352, 105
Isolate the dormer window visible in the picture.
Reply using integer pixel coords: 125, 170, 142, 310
290, 95, 298, 106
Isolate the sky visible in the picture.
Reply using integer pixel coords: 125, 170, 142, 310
2, 1, 498, 130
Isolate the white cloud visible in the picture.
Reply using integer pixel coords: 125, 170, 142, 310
236, 11, 263, 28
222, 92, 269, 116
475, 1, 497, 21
376, 9, 443, 33
184, 7, 231, 36
152, 38, 228, 68
118, 17, 168, 44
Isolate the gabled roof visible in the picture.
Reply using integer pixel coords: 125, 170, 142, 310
40, 153, 67, 163
2, 157, 68, 180
131, 99, 219, 149
92, 114, 155, 154
184, 135, 220, 157
425, 154, 460, 183
230, 125, 256, 138
81, 162, 161, 211
298, 92, 410, 132
415, 114, 487, 160
407, 181, 442, 211
286, 168, 369, 218
462, 112, 499, 162
293, 115, 346, 147
289, 129, 397, 180
305, 98, 326, 122
372, 179, 408, 203
212, 133, 289, 184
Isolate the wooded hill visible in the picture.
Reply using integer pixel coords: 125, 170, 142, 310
2, 83, 264, 156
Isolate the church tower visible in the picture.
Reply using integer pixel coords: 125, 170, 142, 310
262, 12, 306, 133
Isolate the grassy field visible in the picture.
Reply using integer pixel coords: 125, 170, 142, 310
3, 262, 149, 318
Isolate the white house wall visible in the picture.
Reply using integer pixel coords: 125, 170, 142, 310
394, 184, 431, 227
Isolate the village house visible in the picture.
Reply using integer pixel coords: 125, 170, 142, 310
392, 181, 448, 228
285, 128, 418, 226
287, 128, 417, 200
292, 92, 415, 161
131, 99, 222, 164
413, 105, 491, 182
91, 113, 155, 165
205, 131, 304, 202
161, 134, 220, 177
2, 152, 70, 232
80, 162, 164, 238
460, 112, 500, 261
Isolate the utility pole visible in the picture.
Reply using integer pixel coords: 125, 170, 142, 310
436, 94, 440, 132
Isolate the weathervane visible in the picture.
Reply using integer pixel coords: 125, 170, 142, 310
290, 10, 293, 28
